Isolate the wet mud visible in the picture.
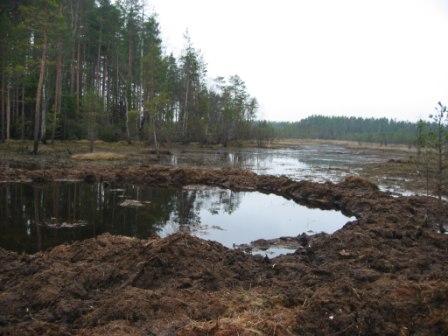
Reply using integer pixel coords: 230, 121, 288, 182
0, 165, 447, 335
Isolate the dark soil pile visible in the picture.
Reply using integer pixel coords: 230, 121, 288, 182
0, 165, 447, 335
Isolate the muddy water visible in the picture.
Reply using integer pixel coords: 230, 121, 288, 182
1, 143, 413, 194
152, 145, 416, 196
0, 182, 353, 255
158, 145, 398, 182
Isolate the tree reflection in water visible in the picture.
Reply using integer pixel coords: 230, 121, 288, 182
0, 182, 352, 254
0, 182, 242, 253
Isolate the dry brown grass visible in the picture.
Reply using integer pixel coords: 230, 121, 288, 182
269, 138, 416, 152
71, 152, 126, 161
178, 289, 297, 336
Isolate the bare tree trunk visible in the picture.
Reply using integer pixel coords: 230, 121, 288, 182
96, 24, 102, 92
102, 56, 107, 110
6, 83, 10, 140
127, 29, 132, 143
52, 48, 63, 143
76, 41, 81, 115
70, 43, 76, 94
41, 83, 47, 143
14, 86, 19, 130
128, 30, 132, 85
116, 52, 119, 124
52, 0, 64, 141
0, 73, 5, 143
436, 123, 445, 233
21, 84, 25, 140
183, 77, 189, 139
33, 33, 48, 155
69, 0, 79, 95
437, 135, 443, 202
153, 116, 159, 158
124, 94, 131, 144
139, 8, 144, 134
89, 102, 95, 154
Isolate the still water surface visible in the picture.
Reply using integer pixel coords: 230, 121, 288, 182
159, 145, 386, 182
0, 182, 353, 254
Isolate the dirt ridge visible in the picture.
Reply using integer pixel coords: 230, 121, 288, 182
0, 165, 447, 335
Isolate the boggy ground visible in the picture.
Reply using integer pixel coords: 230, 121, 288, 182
0, 139, 427, 195
0, 165, 447, 335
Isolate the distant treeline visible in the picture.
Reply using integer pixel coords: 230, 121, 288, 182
269, 116, 418, 145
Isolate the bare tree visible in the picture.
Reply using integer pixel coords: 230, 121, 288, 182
33, 33, 48, 155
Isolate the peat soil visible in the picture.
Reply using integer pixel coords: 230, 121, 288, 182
0, 165, 447, 335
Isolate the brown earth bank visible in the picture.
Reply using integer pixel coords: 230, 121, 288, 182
0, 165, 447, 335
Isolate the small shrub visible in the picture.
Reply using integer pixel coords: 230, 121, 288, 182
98, 125, 122, 142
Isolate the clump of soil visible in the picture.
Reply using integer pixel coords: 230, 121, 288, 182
145, 149, 172, 155
339, 175, 379, 191
1, 165, 448, 335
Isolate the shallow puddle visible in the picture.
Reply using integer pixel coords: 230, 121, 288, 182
0, 182, 353, 254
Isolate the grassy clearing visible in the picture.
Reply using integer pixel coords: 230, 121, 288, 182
71, 152, 127, 161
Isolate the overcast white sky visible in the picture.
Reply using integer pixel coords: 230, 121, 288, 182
147, 0, 448, 122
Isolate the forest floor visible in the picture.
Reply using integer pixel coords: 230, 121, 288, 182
0, 140, 447, 335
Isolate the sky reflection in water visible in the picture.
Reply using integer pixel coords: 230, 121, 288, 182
0, 182, 353, 254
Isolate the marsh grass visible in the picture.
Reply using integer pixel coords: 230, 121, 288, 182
71, 152, 126, 161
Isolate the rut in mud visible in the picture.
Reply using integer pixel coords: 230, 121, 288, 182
0, 165, 447, 335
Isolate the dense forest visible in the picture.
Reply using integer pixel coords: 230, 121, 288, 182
0, 0, 258, 153
270, 116, 418, 145
0, 1, 433, 152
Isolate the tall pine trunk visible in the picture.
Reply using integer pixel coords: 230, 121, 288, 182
96, 24, 102, 92
102, 56, 107, 110
21, 84, 25, 140
124, 94, 131, 143
152, 115, 159, 157
6, 83, 10, 140
182, 77, 189, 139
33, 33, 48, 155
41, 83, 47, 143
52, 48, 63, 143
15, 86, 19, 130
0, 73, 5, 143
76, 41, 81, 115
126, 30, 132, 144
436, 127, 444, 207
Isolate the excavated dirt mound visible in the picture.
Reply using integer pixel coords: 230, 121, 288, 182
0, 165, 447, 335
